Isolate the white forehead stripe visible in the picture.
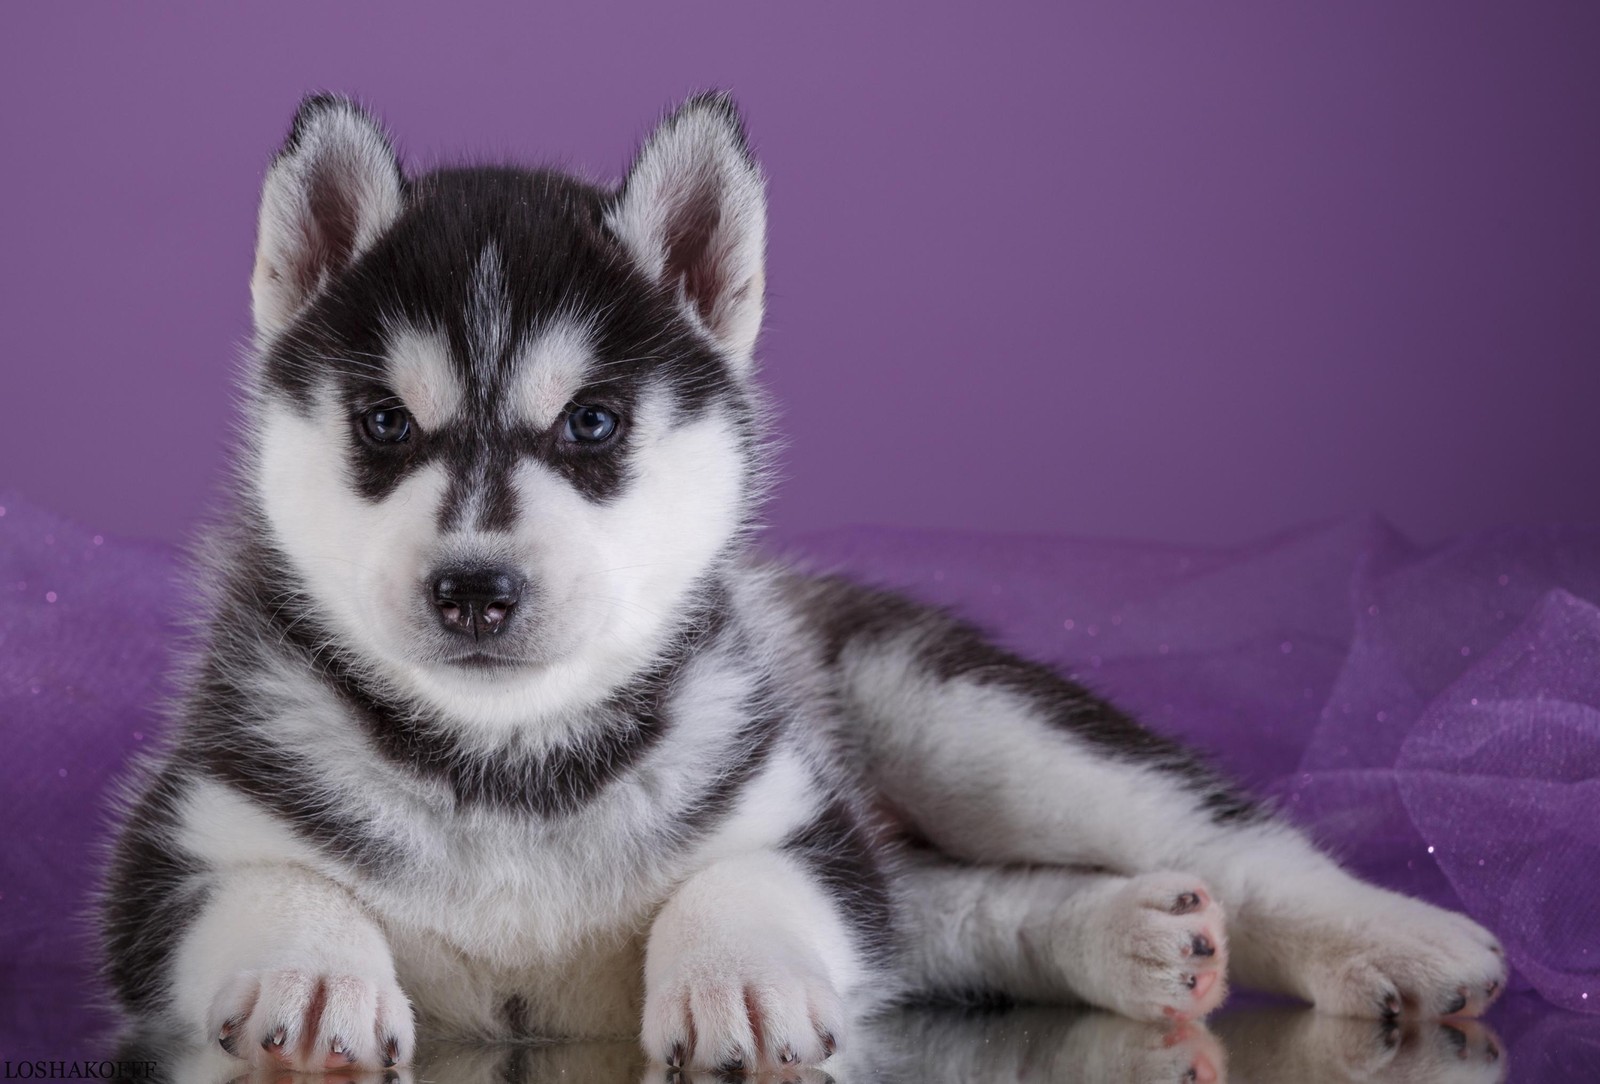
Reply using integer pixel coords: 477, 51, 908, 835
514, 318, 596, 429
384, 325, 462, 430
469, 244, 510, 372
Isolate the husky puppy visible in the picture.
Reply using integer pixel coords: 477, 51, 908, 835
100, 93, 1507, 1073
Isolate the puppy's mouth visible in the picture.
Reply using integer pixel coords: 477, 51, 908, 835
440, 650, 532, 672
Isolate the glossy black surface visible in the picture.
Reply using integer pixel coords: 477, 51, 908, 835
7, 979, 1597, 1083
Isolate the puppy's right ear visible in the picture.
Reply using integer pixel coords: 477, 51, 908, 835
251, 95, 404, 341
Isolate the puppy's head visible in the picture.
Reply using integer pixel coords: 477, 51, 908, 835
242, 93, 768, 727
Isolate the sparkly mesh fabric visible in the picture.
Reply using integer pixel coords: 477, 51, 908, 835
2, 496, 1596, 1057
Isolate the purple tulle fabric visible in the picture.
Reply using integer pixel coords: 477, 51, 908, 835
3, 495, 1597, 1058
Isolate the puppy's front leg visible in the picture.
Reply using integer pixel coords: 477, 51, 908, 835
170, 863, 414, 1072
641, 849, 866, 1072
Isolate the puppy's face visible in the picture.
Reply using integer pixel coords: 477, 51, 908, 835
244, 96, 767, 727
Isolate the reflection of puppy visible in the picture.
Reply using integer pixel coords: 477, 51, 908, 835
842, 1006, 1226, 1084
421, 1039, 642, 1084
1213, 1008, 1505, 1084
111, 1003, 1506, 1084
101, 92, 1505, 1075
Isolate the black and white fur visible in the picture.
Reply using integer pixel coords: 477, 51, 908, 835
101, 93, 1506, 1073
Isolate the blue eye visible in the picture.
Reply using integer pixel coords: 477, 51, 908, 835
565, 405, 618, 443
361, 406, 411, 444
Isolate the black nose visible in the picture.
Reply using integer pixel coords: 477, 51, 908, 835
431, 569, 525, 639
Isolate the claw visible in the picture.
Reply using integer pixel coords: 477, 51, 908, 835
328, 1036, 356, 1065
218, 1016, 242, 1057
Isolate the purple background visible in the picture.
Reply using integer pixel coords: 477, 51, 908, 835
2, 2, 1598, 546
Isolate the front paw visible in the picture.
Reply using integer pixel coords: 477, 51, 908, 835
1292, 893, 1506, 1020
1068, 872, 1231, 1023
641, 945, 844, 1071
210, 967, 415, 1072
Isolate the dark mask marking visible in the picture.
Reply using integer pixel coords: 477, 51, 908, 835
261, 167, 743, 515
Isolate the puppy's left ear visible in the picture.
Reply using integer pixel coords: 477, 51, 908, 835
252, 94, 406, 342
609, 93, 767, 368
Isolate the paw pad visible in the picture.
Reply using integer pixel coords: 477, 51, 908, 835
1076, 873, 1229, 1023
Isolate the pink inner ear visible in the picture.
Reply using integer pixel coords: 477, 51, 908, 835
301, 166, 361, 286
661, 180, 729, 331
